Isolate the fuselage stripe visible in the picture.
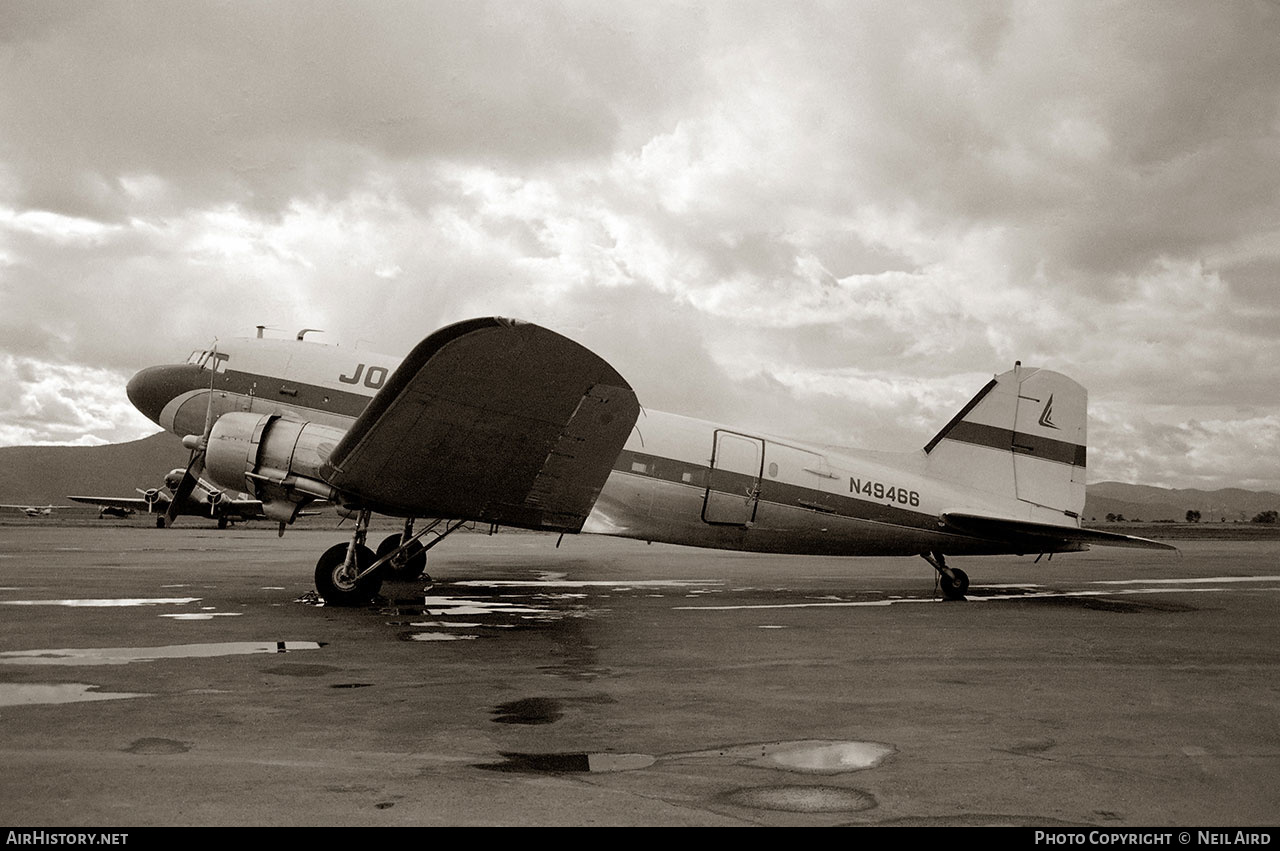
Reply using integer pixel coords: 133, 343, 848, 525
939, 421, 1086, 467
613, 448, 940, 532
208, 369, 374, 418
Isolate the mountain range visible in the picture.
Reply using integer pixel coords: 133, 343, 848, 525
1, 432, 1277, 523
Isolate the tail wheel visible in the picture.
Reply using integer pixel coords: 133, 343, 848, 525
315, 543, 381, 606
940, 567, 969, 601
376, 534, 427, 579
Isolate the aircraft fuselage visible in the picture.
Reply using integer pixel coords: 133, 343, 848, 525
128, 334, 1069, 558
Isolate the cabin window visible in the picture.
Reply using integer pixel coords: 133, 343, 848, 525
631, 461, 649, 474
768, 462, 778, 477
681, 472, 693, 484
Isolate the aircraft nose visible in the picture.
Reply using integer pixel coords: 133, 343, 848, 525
126, 365, 180, 427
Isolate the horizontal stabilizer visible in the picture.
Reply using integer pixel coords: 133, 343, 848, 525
321, 318, 640, 532
941, 512, 1178, 551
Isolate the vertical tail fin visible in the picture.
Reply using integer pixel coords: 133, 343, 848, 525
924, 364, 1087, 517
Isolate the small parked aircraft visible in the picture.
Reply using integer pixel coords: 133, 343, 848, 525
1, 504, 72, 518
69, 469, 267, 529
124, 317, 1174, 605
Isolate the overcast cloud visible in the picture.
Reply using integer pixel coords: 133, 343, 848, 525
2, 1, 1278, 491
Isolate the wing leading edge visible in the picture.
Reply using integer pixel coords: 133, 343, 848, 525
941, 512, 1178, 552
68, 495, 159, 510
320, 317, 640, 532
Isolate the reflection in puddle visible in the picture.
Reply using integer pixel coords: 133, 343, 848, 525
1, 597, 200, 608
0, 683, 149, 707
674, 580, 1280, 611
420, 596, 554, 617
0, 641, 323, 666
161, 613, 242, 620
485, 739, 894, 774
455, 579, 721, 590
409, 633, 478, 641
678, 740, 895, 773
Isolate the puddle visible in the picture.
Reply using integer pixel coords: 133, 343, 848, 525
125, 738, 189, 755
492, 697, 564, 725
483, 738, 895, 773
721, 785, 877, 813
409, 633, 478, 641
679, 740, 896, 772
488, 752, 658, 772
674, 583, 1254, 612
161, 613, 242, 620
264, 663, 338, 677
0, 641, 324, 666
0, 683, 150, 706
1, 597, 200, 608
455, 579, 721, 590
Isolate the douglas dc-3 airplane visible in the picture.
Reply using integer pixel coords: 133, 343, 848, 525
69, 469, 269, 528
1, 504, 72, 518
124, 317, 1174, 605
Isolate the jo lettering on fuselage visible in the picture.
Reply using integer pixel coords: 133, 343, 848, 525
338, 364, 388, 390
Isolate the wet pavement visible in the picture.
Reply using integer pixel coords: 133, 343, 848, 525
0, 526, 1276, 826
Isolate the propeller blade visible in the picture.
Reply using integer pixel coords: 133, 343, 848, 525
167, 341, 218, 528
164, 456, 203, 527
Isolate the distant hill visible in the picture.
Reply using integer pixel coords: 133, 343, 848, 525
1084, 482, 1280, 523
0, 432, 188, 506
2, 437, 1278, 524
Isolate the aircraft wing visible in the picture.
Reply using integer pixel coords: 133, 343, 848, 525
940, 512, 1178, 551
68, 496, 160, 510
320, 317, 640, 532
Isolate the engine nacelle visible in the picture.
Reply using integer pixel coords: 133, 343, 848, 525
204, 412, 345, 523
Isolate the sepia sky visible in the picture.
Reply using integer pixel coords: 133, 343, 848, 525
2, 1, 1279, 491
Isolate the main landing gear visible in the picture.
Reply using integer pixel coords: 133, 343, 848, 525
314, 511, 467, 606
922, 551, 969, 601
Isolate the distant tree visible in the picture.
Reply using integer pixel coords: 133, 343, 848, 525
1251, 510, 1278, 524
1106, 513, 1116, 523
1186, 510, 1201, 523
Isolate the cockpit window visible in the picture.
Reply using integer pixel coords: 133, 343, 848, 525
186, 350, 229, 372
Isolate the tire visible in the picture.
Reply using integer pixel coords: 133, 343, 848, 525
314, 543, 381, 606
940, 567, 969, 601
376, 534, 427, 579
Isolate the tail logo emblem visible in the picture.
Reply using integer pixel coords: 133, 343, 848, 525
1039, 395, 1059, 430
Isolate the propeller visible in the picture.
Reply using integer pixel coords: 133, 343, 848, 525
166, 340, 219, 527
137, 488, 162, 512
207, 488, 223, 516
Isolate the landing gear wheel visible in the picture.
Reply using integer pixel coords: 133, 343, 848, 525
376, 534, 427, 580
156, 516, 166, 529
217, 517, 228, 530
315, 543, 381, 606
940, 567, 969, 601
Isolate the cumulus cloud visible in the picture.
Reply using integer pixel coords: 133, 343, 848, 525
1, 0, 1278, 491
